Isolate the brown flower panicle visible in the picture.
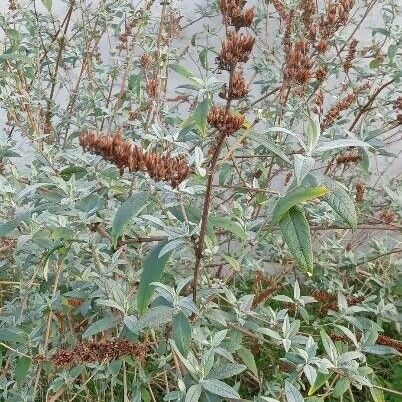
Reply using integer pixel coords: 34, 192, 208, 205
146, 77, 159, 99
331, 333, 402, 354
313, 290, 364, 316
80, 131, 189, 188
50, 339, 148, 368
217, 32, 255, 71
321, 82, 370, 130
219, 71, 249, 100
219, 0, 255, 29
336, 150, 362, 166
207, 106, 245, 136
355, 181, 365, 203
343, 39, 358, 73
378, 209, 396, 224
271, 0, 288, 21
283, 40, 314, 89
393, 96, 402, 124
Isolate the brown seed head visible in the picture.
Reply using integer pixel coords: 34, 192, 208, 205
80, 131, 190, 188
343, 39, 358, 73
207, 106, 245, 136
219, 0, 255, 28
219, 71, 249, 100
217, 32, 255, 70
355, 181, 365, 203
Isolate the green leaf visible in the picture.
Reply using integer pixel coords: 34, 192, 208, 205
0, 53, 33, 64
184, 98, 211, 137
172, 312, 192, 357
185, 384, 202, 402
307, 174, 357, 229
305, 115, 320, 152
237, 347, 258, 376
272, 186, 328, 227
15, 356, 31, 386
202, 379, 240, 399
41, 0, 52, 11
253, 132, 291, 164
209, 216, 247, 241
369, 375, 385, 402
285, 381, 304, 402
308, 372, 331, 396
209, 363, 246, 380
280, 206, 313, 275
137, 242, 172, 315
82, 316, 120, 339
111, 192, 149, 247
314, 138, 370, 154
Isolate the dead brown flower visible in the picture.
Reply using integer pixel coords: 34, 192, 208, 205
80, 131, 189, 188
378, 209, 396, 224
283, 39, 314, 89
50, 339, 149, 368
146, 77, 159, 99
355, 181, 365, 203
321, 82, 370, 130
217, 32, 255, 71
207, 106, 245, 136
343, 39, 358, 73
336, 150, 362, 166
271, 0, 288, 21
219, 0, 255, 29
313, 290, 364, 316
219, 71, 249, 100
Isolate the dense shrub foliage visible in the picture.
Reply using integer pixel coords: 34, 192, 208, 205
0, 0, 401, 401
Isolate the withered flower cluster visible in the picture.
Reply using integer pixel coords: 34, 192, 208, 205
80, 131, 189, 188
50, 339, 148, 368
271, 0, 288, 21
146, 77, 159, 99
355, 181, 365, 203
393, 96, 402, 124
117, 18, 139, 52
331, 333, 402, 354
219, 71, 249, 100
321, 82, 370, 130
343, 39, 359, 73
219, 0, 255, 29
318, 0, 356, 53
8, 0, 17, 11
283, 40, 314, 86
207, 106, 245, 136
313, 290, 364, 316
336, 150, 362, 166
301, 0, 317, 41
217, 32, 255, 71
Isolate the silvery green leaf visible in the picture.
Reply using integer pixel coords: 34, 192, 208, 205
362, 345, 401, 356
273, 295, 294, 303
253, 133, 291, 164
305, 114, 320, 153
334, 325, 358, 348
135, 306, 175, 331
314, 138, 370, 154
158, 238, 188, 258
208, 363, 246, 380
284, 381, 304, 402
307, 174, 357, 229
282, 338, 291, 352
237, 347, 258, 376
303, 364, 317, 386
211, 330, 228, 347
266, 127, 307, 150
293, 280, 300, 300
185, 384, 202, 402
320, 329, 338, 363
202, 379, 240, 399
257, 328, 282, 340
170, 340, 198, 379
82, 316, 120, 339
294, 155, 315, 185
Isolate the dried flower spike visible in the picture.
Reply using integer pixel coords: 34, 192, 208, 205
343, 39, 358, 73
219, 0, 255, 29
207, 106, 245, 136
217, 32, 255, 71
50, 339, 148, 368
219, 71, 249, 100
80, 131, 189, 188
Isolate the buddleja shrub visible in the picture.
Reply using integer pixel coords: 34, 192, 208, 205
0, 0, 401, 401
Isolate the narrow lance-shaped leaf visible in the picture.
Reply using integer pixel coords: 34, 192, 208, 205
172, 311, 192, 357
137, 241, 172, 315
111, 192, 149, 248
271, 186, 328, 227
307, 174, 357, 229
280, 206, 313, 275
